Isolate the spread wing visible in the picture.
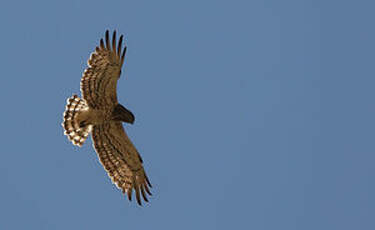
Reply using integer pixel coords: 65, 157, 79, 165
92, 121, 152, 205
81, 30, 127, 109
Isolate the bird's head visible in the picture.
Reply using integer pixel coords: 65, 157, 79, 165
112, 103, 135, 124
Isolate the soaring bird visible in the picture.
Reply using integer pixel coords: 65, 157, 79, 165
62, 30, 152, 205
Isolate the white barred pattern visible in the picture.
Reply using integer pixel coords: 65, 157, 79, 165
62, 95, 92, 146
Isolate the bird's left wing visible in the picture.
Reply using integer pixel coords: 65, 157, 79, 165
91, 121, 152, 205
81, 30, 127, 109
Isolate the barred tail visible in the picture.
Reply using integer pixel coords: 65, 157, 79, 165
62, 95, 92, 146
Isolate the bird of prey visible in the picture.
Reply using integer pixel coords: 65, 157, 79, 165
62, 30, 152, 205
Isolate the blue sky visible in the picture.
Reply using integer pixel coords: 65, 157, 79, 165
0, 0, 374, 229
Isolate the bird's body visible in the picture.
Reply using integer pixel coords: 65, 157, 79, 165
62, 30, 151, 205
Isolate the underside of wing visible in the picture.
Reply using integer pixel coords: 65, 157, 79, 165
81, 30, 127, 109
91, 122, 152, 205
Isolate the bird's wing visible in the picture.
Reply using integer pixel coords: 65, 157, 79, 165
81, 30, 127, 109
92, 121, 152, 205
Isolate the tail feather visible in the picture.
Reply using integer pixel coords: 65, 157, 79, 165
62, 95, 91, 146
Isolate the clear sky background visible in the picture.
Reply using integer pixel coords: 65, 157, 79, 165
0, 0, 374, 229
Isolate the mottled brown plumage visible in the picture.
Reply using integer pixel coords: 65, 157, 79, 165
62, 30, 151, 205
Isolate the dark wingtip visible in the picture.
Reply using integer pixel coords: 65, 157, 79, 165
145, 175, 152, 188
117, 35, 123, 57
135, 187, 142, 206
120, 46, 127, 66
144, 183, 152, 196
141, 184, 149, 202
127, 189, 132, 201
105, 30, 110, 49
100, 39, 104, 49
136, 196, 142, 206
112, 30, 117, 53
